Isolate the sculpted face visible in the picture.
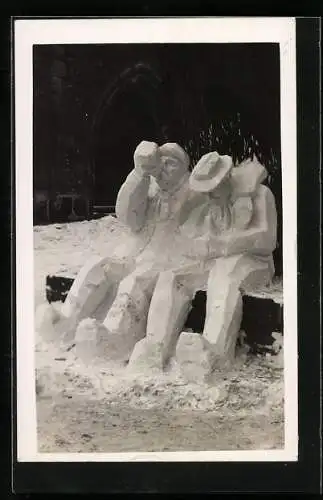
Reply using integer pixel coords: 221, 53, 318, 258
156, 155, 188, 191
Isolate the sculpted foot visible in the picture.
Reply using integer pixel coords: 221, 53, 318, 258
127, 338, 166, 373
74, 318, 136, 364
35, 302, 77, 345
176, 331, 236, 383
175, 332, 216, 384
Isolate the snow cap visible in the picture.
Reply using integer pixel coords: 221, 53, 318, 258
190, 151, 233, 192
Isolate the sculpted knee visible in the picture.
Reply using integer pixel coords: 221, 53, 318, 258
156, 270, 191, 299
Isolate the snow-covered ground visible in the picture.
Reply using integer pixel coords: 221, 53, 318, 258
34, 216, 284, 453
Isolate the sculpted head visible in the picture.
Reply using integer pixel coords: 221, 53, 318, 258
156, 143, 190, 192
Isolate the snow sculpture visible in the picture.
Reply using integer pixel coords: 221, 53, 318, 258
175, 153, 277, 381
36, 140, 277, 381
38, 141, 197, 361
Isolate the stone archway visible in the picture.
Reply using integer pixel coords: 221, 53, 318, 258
90, 63, 165, 208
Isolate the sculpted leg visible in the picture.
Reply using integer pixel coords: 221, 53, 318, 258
94, 264, 159, 362
128, 268, 193, 371
36, 255, 129, 345
203, 254, 273, 359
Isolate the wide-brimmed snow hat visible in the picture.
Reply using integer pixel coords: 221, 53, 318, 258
158, 143, 190, 169
190, 151, 233, 192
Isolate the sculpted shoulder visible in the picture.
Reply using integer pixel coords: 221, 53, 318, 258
253, 183, 276, 207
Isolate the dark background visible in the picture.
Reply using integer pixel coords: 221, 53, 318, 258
33, 43, 282, 274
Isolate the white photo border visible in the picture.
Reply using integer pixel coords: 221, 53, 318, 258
14, 16, 298, 462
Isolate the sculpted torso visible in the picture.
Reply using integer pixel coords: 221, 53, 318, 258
178, 155, 277, 265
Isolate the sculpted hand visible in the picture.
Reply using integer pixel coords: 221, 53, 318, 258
183, 237, 209, 259
134, 141, 162, 178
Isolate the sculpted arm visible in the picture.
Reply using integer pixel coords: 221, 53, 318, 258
115, 141, 161, 233
115, 169, 150, 233
209, 185, 277, 257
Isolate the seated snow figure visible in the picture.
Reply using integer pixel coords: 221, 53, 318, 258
128, 151, 277, 376
174, 152, 278, 381
37, 140, 200, 361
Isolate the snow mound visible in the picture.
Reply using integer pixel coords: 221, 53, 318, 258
36, 337, 283, 416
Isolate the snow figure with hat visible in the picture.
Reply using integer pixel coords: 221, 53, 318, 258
173, 150, 278, 381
